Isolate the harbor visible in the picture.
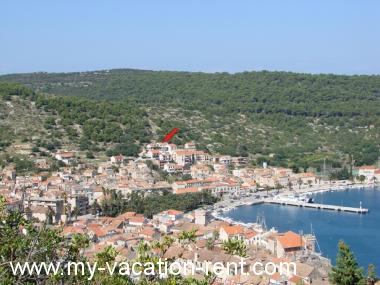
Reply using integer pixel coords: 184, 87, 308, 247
210, 182, 375, 216
220, 187, 380, 273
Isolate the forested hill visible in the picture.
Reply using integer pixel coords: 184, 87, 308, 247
1, 69, 380, 170
2, 70, 380, 117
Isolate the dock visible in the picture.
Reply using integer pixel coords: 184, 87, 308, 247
265, 199, 369, 214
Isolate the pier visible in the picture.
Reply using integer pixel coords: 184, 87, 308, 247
265, 199, 369, 214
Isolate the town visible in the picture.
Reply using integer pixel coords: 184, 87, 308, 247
1, 140, 380, 285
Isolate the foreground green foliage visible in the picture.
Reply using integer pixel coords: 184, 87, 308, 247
0, 196, 213, 284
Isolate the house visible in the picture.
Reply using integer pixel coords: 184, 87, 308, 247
194, 209, 210, 226
219, 156, 233, 165
267, 231, 306, 258
146, 149, 161, 159
28, 206, 50, 223
289, 275, 310, 285
358, 165, 378, 182
55, 151, 76, 165
172, 149, 210, 166
127, 215, 146, 227
68, 195, 89, 215
172, 178, 216, 193
174, 187, 201, 194
191, 164, 212, 179
375, 169, 380, 183
153, 209, 184, 223
164, 163, 184, 174
24, 196, 64, 224
4, 197, 23, 212
110, 155, 125, 164
295, 172, 317, 187
219, 225, 245, 241
83, 169, 97, 178
184, 142, 196, 149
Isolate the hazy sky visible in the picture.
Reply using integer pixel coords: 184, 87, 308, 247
1, 1, 379, 75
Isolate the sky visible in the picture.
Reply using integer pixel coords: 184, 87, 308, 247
1, 0, 380, 75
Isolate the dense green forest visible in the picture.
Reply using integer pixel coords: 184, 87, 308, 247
1, 69, 380, 169
99, 189, 218, 218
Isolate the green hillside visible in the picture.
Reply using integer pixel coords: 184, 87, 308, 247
1, 69, 380, 169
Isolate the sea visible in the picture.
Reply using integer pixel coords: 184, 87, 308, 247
222, 187, 380, 274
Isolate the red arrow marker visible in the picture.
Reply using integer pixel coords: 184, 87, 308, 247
162, 128, 180, 142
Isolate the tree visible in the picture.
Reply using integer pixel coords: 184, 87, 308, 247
91, 199, 102, 216
46, 206, 55, 225
329, 240, 365, 285
367, 264, 378, 285
71, 206, 81, 220
178, 229, 197, 244
287, 180, 293, 191
206, 238, 215, 250
297, 178, 303, 189
274, 182, 282, 192
357, 175, 366, 183
86, 151, 95, 159
0, 196, 64, 284
265, 185, 270, 196
68, 233, 90, 260
222, 239, 247, 257
162, 235, 174, 251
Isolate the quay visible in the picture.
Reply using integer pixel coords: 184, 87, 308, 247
265, 199, 369, 214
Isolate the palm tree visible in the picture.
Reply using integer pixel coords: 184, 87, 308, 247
206, 238, 215, 250
264, 185, 270, 196
178, 229, 197, 244
222, 239, 247, 257
297, 178, 303, 190
91, 199, 101, 216
275, 182, 282, 193
137, 241, 151, 260
287, 181, 293, 191
46, 206, 55, 225
24, 206, 32, 221
61, 191, 68, 203
64, 203, 71, 223
162, 235, 174, 251
71, 207, 80, 220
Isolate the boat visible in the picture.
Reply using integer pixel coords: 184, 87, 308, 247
276, 194, 314, 203
301, 194, 314, 203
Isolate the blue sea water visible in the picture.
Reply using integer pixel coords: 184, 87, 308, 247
223, 187, 380, 273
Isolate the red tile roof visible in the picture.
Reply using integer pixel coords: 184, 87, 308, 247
221, 225, 245, 236
167, 209, 184, 216
175, 187, 200, 194
277, 231, 305, 249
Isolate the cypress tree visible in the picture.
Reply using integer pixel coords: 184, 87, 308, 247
329, 240, 365, 285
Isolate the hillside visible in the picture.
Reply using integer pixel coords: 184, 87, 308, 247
1, 70, 380, 170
